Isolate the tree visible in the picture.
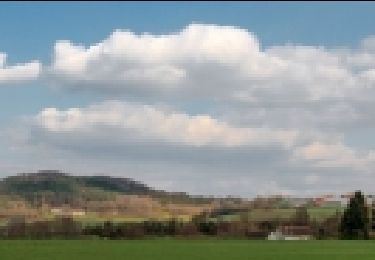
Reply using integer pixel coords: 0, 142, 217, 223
294, 206, 309, 225
339, 190, 369, 240
316, 210, 341, 239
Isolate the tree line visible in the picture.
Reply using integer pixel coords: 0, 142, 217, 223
0, 190, 372, 240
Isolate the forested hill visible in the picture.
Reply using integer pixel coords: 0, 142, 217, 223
0, 170, 213, 206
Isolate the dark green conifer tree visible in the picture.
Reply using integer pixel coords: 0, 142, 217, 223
339, 190, 369, 239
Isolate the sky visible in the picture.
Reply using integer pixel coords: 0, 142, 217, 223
1, 2, 375, 197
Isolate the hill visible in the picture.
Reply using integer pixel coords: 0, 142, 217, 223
0, 170, 216, 222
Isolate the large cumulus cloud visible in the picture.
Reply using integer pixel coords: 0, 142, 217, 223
48, 23, 375, 103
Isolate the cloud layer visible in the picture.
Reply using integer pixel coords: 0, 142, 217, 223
16, 99, 375, 196
34, 100, 298, 148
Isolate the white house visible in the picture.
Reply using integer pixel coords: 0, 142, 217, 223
267, 225, 313, 240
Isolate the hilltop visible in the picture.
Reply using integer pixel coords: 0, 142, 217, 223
0, 170, 218, 221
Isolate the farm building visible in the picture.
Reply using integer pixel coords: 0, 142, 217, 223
267, 225, 313, 240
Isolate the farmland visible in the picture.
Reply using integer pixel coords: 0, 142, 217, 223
0, 240, 374, 260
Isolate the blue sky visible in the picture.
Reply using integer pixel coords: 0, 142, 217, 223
1, 2, 375, 60
1, 2, 375, 196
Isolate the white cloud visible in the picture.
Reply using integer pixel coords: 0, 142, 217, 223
0, 52, 41, 83
293, 141, 375, 170
34, 100, 298, 148
48, 24, 264, 98
48, 24, 375, 103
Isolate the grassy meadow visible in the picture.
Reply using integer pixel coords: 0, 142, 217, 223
0, 240, 374, 260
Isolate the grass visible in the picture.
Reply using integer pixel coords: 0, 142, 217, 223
212, 208, 340, 223
0, 240, 374, 260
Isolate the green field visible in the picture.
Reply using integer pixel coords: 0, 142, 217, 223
0, 240, 374, 260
